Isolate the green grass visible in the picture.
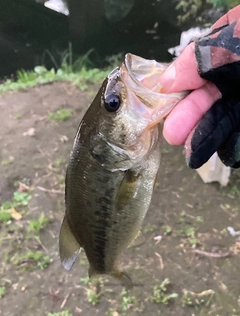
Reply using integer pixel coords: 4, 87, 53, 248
0, 46, 112, 93
48, 109, 72, 122
0, 287, 6, 298
0, 66, 109, 93
27, 213, 49, 234
12, 250, 52, 270
120, 288, 137, 312
151, 278, 178, 305
0, 191, 32, 223
87, 288, 101, 306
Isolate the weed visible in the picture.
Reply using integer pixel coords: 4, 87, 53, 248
0, 210, 12, 223
0, 191, 32, 223
48, 109, 72, 122
121, 288, 137, 311
229, 185, 240, 197
151, 278, 178, 305
181, 289, 214, 307
143, 223, 157, 233
105, 53, 124, 68
196, 216, 204, 223
176, 225, 198, 246
0, 47, 110, 93
162, 225, 172, 235
105, 308, 118, 316
27, 213, 49, 234
13, 192, 32, 206
80, 277, 91, 285
181, 291, 195, 306
47, 311, 72, 316
87, 288, 100, 305
12, 250, 52, 270
0, 287, 6, 298
1, 156, 15, 166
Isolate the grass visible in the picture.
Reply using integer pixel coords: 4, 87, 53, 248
87, 288, 101, 306
0, 66, 109, 93
48, 109, 72, 122
0, 287, 6, 298
151, 278, 178, 305
120, 288, 137, 312
12, 250, 52, 270
0, 45, 112, 93
27, 213, 49, 234
0, 191, 32, 223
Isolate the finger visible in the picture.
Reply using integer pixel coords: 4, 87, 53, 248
159, 43, 206, 93
163, 82, 221, 145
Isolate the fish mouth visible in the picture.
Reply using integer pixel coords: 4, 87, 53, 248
122, 53, 187, 123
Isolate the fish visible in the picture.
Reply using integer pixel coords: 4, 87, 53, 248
59, 53, 186, 288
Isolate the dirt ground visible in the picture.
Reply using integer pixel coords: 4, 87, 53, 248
1, 81, 240, 316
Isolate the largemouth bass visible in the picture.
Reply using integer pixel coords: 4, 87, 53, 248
59, 54, 185, 287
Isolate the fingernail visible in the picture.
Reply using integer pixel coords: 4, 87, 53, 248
160, 64, 176, 93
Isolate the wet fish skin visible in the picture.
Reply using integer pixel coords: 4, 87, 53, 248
59, 54, 185, 287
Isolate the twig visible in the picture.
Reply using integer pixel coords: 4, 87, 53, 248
155, 252, 164, 270
192, 249, 231, 258
37, 186, 64, 195
35, 236, 48, 254
60, 293, 70, 309
183, 289, 215, 297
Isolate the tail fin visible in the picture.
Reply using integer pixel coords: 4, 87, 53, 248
59, 216, 81, 270
88, 266, 133, 289
111, 270, 133, 289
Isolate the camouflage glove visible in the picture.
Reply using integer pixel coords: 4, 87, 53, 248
187, 5, 240, 169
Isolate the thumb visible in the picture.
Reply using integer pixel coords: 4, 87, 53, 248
160, 43, 206, 93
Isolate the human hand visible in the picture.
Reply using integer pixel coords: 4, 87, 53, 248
160, 43, 221, 146
160, 5, 240, 169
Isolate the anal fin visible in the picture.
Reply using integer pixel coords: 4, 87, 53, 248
129, 230, 145, 248
59, 215, 81, 270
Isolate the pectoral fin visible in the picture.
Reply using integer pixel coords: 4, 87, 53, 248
116, 169, 141, 209
59, 215, 81, 270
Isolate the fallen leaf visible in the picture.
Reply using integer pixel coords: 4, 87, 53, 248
75, 307, 83, 313
6, 208, 22, 220
60, 135, 68, 142
23, 128, 35, 137
154, 235, 162, 244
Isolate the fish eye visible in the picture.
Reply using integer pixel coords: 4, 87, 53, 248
104, 94, 120, 112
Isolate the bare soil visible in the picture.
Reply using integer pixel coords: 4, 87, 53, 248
1, 81, 240, 316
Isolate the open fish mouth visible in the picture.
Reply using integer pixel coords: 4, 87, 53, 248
122, 53, 187, 124
124, 53, 184, 95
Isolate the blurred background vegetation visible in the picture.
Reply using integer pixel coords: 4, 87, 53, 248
0, 0, 239, 78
